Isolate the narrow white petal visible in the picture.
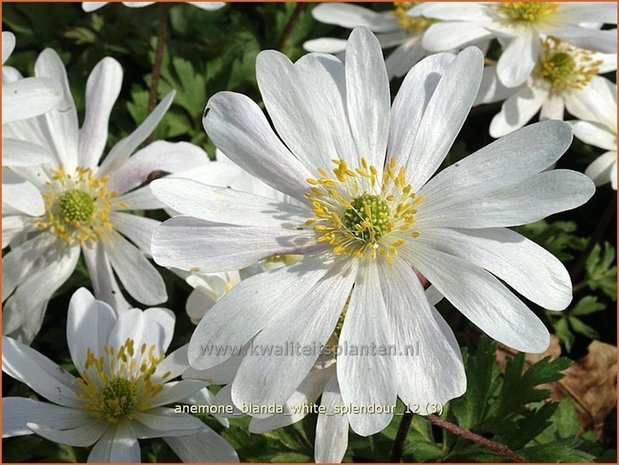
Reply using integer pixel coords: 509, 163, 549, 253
2, 215, 29, 248
421, 22, 493, 52
540, 94, 565, 121
2, 77, 63, 124
156, 345, 189, 380
384, 37, 426, 80
116, 185, 163, 210
152, 216, 318, 273
408, 245, 551, 353
203, 91, 311, 201
2, 138, 53, 167
379, 258, 466, 413
2, 170, 45, 217
3, 398, 90, 438
2, 31, 15, 64
78, 57, 123, 169
189, 2, 225, 11
81, 242, 132, 311
2, 336, 81, 407
565, 76, 616, 128
133, 408, 203, 438
570, 120, 616, 151
315, 375, 349, 463
304, 37, 347, 54
111, 212, 159, 255
151, 380, 206, 408
496, 30, 539, 88
103, 232, 167, 305
474, 66, 514, 105
585, 151, 617, 187
489, 84, 547, 137
164, 427, 239, 462
410, 3, 492, 21
345, 27, 390, 170
311, 3, 398, 32
86, 422, 140, 462
338, 263, 396, 436
82, 2, 107, 12
28, 421, 107, 447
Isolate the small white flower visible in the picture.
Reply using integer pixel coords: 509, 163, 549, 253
152, 28, 594, 436
304, 3, 438, 79
475, 37, 616, 137
411, 2, 617, 87
568, 76, 617, 189
82, 2, 225, 12
2, 49, 207, 343
2, 287, 238, 463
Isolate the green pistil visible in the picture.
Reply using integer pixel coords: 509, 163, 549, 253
58, 189, 95, 223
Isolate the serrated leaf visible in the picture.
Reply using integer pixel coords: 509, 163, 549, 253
570, 295, 606, 316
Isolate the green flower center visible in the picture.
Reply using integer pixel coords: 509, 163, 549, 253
541, 52, 576, 85
497, 2, 558, 23
102, 377, 137, 419
393, 2, 437, 35
58, 189, 95, 223
343, 194, 392, 243
537, 37, 602, 91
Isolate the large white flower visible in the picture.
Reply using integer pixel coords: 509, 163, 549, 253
568, 76, 617, 189
475, 37, 616, 137
2, 31, 62, 169
151, 28, 594, 436
2, 49, 207, 343
411, 2, 617, 87
82, 2, 225, 12
304, 3, 438, 79
2, 287, 238, 463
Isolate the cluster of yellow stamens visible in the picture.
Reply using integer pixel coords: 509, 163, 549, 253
537, 37, 602, 91
393, 2, 437, 35
496, 2, 558, 23
35, 166, 126, 244
305, 158, 423, 264
76, 338, 171, 423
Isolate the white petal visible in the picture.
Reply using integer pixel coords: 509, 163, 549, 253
97, 91, 175, 177
2, 77, 63, 124
66, 287, 117, 373
86, 422, 140, 462
554, 3, 617, 24
2, 215, 28, 248
133, 408, 203, 438
164, 427, 239, 463
405, 47, 484, 190
410, 2, 492, 21
82, 2, 107, 12
231, 260, 356, 410
111, 212, 159, 255
558, 28, 616, 54
3, 397, 89, 438
539, 94, 565, 121
496, 30, 540, 88
304, 37, 347, 54
315, 375, 349, 463
249, 364, 335, 433
338, 263, 396, 436
151, 380, 206, 408
585, 151, 617, 187
256, 50, 356, 170
408, 245, 551, 353
78, 57, 123, 169
81, 241, 132, 311
34, 49, 79, 172
2, 138, 54, 167
2, 336, 81, 407
417, 227, 572, 310
2, 31, 15, 64
187, 258, 335, 370
384, 37, 426, 80
203, 91, 311, 201
420, 120, 574, 204
2, 169, 45, 216
489, 85, 548, 138
565, 76, 617, 129
117, 185, 163, 210
570, 120, 616, 151
189, 2, 225, 11
152, 216, 317, 273
421, 22, 493, 52
102, 231, 166, 305
345, 27, 390, 170
151, 177, 308, 227
418, 169, 595, 229
155, 345, 189, 380
311, 3, 398, 32
379, 258, 466, 413
474, 66, 514, 105
107, 141, 207, 195
28, 421, 107, 448
389, 52, 456, 169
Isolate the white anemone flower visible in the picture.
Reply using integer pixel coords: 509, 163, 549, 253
304, 3, 438, 79
411, 2, 617, 88
2, 288, 239, 463
82, 2, 225, 12
475, 37, 617, 137
2, 49, 207, 343
2, 31, 61, 168
151, 28, 594, 436
568, 76, 617, 189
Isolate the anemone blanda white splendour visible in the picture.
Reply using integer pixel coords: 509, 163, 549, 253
2, 288, 238, 463
2, 49, 207, 343
410, 2, 617, 88
151, 27, 595, 436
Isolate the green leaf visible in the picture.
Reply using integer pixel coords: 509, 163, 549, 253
522, 439, 596, 462
585, 242, 617, 300
570, 295, 607, 316
568, 316, 600, 339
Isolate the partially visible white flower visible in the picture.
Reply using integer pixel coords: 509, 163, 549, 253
2, 288, 238, 463
411, 2, 617, 88
304, 3, 437, 79
2, 49, 207, 343
2, 31, 62, 167
82, 2, 225, 12
475, 37, 616, 137
567, 76, 617, 189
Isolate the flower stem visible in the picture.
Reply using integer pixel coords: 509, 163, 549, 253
390, 411, 414, 462
275, 2, 306, 52
423, 414, 527, 463
146, 2, 170, 145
